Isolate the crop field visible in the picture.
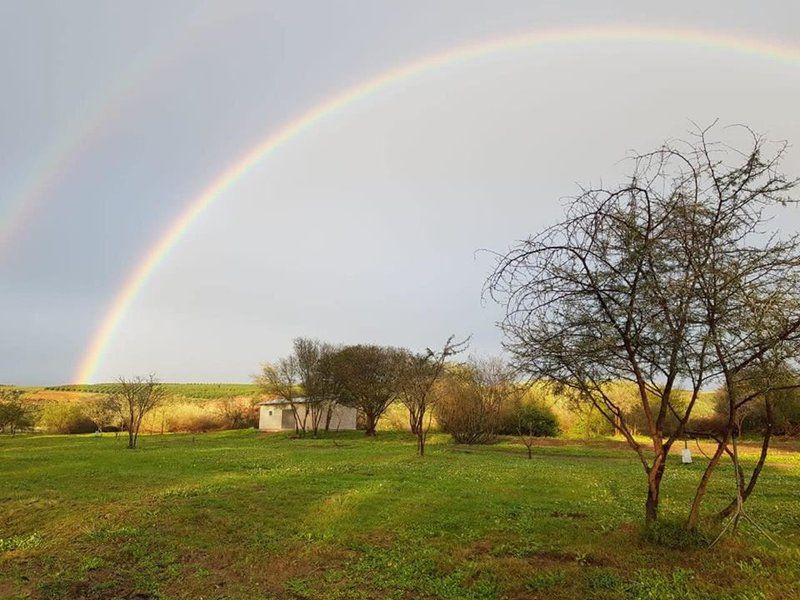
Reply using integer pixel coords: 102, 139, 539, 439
42, 383, 260, 401
1, 431, 800, 599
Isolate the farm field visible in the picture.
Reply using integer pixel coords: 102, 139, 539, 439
34, 383, 261, 402
2, 430, 800, 599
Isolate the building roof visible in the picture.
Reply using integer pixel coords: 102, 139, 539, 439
257, 397, 309, 406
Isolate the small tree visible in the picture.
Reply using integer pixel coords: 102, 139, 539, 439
397, 336, 469, 456
255, 357, 306, 435
293, 338, 340, 436
109, 375, 167, 449
512, 402, 559, 459
82, 395, 116, 434
489, 124, 800, 524
0, 390, 35, 435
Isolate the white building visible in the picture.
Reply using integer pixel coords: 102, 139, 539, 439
257, 397, 358, 431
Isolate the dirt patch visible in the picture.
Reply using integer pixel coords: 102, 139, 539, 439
164, 541, 355, 599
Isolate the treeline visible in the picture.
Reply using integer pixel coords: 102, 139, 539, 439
44, 383, 259, 400
256, 337, 558, 456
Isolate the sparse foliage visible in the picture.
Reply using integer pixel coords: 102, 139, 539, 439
293, 338, 340, 436
435, 357, 521, 444
397, 335, 469, 455
108, 375, 167, 449
489, 124, 800, 525
255, 357, 306, 435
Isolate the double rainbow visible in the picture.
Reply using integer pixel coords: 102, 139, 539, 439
74, 24, 800, 383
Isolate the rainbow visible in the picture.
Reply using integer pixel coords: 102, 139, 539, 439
74, 24, 800, 383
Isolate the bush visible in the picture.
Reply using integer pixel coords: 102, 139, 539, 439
216, 397, 258, 429
497, 402, 559, 437
165, 403, 227, 433
38, 402, 95, 434
712, 386, 800, 436
0, 391, 36, 435
434, 378, 502, 444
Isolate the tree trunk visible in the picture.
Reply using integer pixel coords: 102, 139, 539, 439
645, 457, 666, 522
718, 419, 773, 520
409, 411, 419, 435
412, 410, 426, 455
687, 436, 728, 529
365, 412, 377, 436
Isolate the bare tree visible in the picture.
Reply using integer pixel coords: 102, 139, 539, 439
488, 124, 800, 525
512, 389, 558, 459
255, 357, 306, 435
109, 376, 167, 449
397, 336, 469, 456
293, 338, 341, 436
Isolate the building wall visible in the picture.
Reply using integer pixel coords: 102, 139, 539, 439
326, 403, 358, 431
258, 405, 285, 430
258, 403, 358, 431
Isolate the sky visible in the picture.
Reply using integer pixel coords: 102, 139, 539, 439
2, 1, 800, 385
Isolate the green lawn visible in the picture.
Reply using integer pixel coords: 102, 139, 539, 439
1, 431, 800, 599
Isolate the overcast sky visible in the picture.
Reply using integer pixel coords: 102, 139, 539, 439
2, 1, 800, 384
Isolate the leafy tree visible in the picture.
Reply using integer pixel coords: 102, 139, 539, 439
326, 345, 405, 436
38, 402, 94, 434
82, 395, 117, 434
0, 390, 35, 435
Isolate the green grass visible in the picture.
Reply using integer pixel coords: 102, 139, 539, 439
2, 431, 800, 599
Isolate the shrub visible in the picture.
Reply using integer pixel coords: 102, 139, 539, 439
38, 402, 95, 434
434, 376, 501, 444
0, 391, 36, 435
165, 403, 227, 433
711, 386, 800, 436
216, 397, 258, 429
497, 402, 560, 437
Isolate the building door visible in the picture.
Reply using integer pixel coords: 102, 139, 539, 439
281, 408, 296, 430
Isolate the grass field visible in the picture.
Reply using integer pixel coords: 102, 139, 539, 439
2, 431, 800, 599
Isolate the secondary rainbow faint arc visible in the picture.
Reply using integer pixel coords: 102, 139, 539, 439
0, 7, 213, 259
74, 24, 800, 383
